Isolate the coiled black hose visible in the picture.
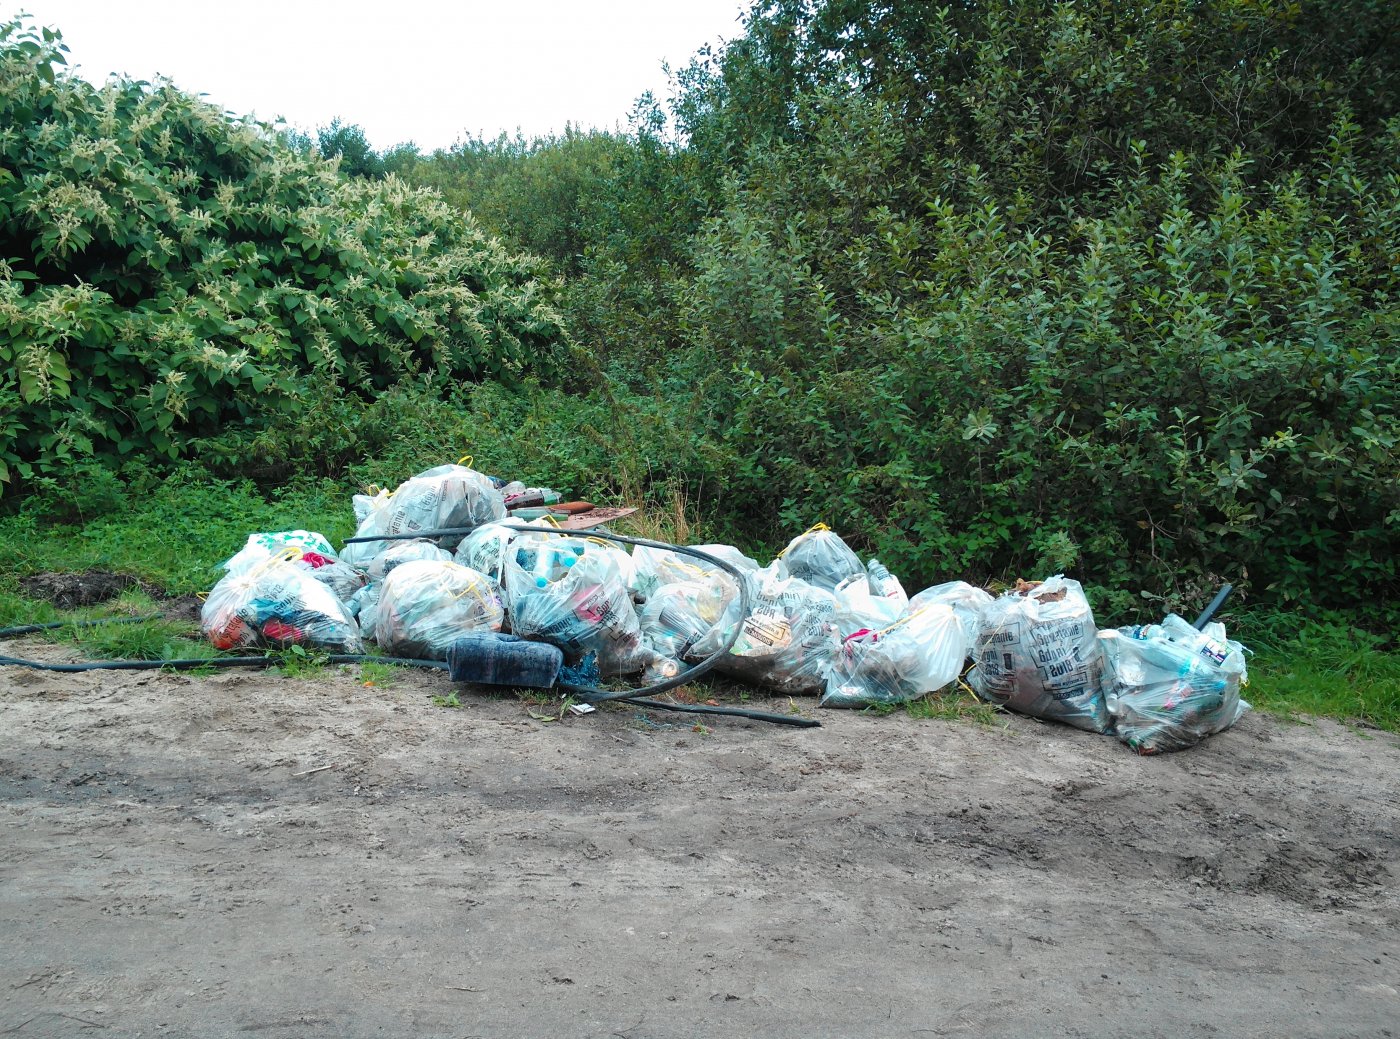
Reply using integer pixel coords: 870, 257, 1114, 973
347, 524, 817, 728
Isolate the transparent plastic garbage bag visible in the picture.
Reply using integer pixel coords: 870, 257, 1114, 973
909, 581, 995, 659
452, 519, 534, 589
638, 575, 736, 665
202, 556, 362, 653
969, 575, 1110, 732
691, 565, 838, 695
631, 543, 758, 603
504, 538, 650, 675
341, 464, 505, 565
373, 559, 505, 660
822, 603, 966, 708
348, 539, 453, 642
775, 524, 864, 592
1101, 613, 1250, 754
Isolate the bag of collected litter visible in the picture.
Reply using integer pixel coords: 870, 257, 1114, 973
638, 575, 735, 664
909, 581, 995, 659
341, 464, 506, 564
832, 573, 907, 632
821, 603, 967, 708
340, 490, 393, 566
631, 545, 708, 602
303, 557, 366, 604
453, 519, 537, 587
969, 576, 1110, 732
694, 544, 761, 574
691, 565, 839, 695
630, 543, 756, 603
202, 556, 363, 653
218, 531, 366, 605
1100, 614, 1250, 754
220, 530, 336, 575
505, 538, 650, 675
364, 538, 453, 579
373, 559, 505, 660
348, 539, 454, 641
775, 524, 864, 592
348, 582, 382, 642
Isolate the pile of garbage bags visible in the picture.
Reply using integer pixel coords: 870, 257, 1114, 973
200, 464, 1250, 755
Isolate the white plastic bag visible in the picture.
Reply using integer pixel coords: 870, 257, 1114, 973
638, 575, 735, 663
1100, 614, 1250, 754
341, 464, 506, 564
349, 539, 454, 641
970, 576, 1110, 732
832, 573, 908, 633
202, 557, 363, 653
453, 519, 535, 589
822, 604, 966, 708
219, 530, 336, 575
365, 538, 453, 579
909, 581, 995, 659
218, 532, 365, 605
373, 559, 505, 660
692, 565, 838, 695
340, 490, 393, 566
505, 539, 650, 675
775, 524, 864, 592
630, 543, 758, 603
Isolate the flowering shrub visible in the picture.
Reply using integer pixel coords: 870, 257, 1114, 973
0, 19, 568, 486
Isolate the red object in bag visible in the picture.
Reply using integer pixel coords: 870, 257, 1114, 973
261, 619, 305, 645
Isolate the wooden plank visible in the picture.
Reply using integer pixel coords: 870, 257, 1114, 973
560, 509, 641, 532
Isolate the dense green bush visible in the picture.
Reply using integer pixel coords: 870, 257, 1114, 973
0, 19, 568, 487
688, 105, 1400, 603
662, 2, 1400, 609
394, 116, 709, 383
400, 0, 1400, 610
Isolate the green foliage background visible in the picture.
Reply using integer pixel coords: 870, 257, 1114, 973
3, 1, 1400, 625
0, 20, 568, 488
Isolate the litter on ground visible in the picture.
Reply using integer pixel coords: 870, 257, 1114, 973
181, 461, 1250, 752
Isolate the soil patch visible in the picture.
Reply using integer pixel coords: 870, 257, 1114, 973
19, 570, 154, 609
156, 593, 205, 625
2, 639, 1398, 1037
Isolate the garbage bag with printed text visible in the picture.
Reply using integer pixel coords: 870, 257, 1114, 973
970, 576, 1110, 732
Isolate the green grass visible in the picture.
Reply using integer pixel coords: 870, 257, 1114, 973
75, 618, 204, 660
358, 660, 401, 688
1236, 614, 1400, 732
273, 644, 332, 678
0, 467, 355, 596
903, 687, 1008, 725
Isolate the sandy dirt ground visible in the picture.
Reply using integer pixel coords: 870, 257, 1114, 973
2, 638, 1398, 1039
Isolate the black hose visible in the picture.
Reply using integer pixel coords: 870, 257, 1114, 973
0, 654, 448, 673
602, 696, 816, 727
347, 524, 819, 728
0, 614, 163, 638
1191, 584, 1233, 630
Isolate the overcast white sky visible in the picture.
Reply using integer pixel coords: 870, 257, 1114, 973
7, 1, 751, 152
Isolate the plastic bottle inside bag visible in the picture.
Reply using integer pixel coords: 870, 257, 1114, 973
514, 541, 585, 588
